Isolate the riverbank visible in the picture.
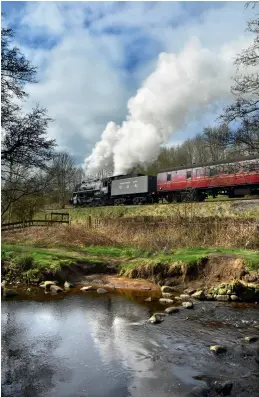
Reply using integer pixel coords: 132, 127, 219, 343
2, 242, 259, 302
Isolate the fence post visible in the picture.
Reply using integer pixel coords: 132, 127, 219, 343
88, 215, 92, 229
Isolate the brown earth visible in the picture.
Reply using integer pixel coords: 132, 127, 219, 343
52, 253, 257, 293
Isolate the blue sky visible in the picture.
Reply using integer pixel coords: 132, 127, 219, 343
2, 1, 254, 165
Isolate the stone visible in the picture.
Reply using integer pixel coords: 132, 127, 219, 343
162, 292, 174, 299
97, 288, 108, 294
243, 336, 259, 343
159, 298, 174, 304
227, 289, 232, 295
213, 381, 233, 396
50, 285, 63, 293
209, 345, 227, 354
180, 294, 191, 300
148, 313, 164, 324
161, 286, 175, 293
230, 294, 238, 301
40, 281, 56, 290
216, 295, 229, 302
218, 287, 228, 295
26, 288, 31, 292
3, 288, 18, 298
64, 281, 74, 289
191, 290, 206, 300
205, 293, 214, 301
144, 297, 152, 302
164, 306, 180, 314
182, 301, 193, 309
80, 286, 94, 292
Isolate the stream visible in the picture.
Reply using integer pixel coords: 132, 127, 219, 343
1, 289, 259, 397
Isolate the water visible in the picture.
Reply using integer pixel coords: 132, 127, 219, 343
2, 290, 259, 397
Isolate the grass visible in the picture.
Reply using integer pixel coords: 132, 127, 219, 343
36, 200, 259, 222
2, 243, 259, 283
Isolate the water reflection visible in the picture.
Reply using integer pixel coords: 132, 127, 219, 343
2, 294, 259, 397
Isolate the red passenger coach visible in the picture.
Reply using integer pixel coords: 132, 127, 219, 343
157, 156, 259, 202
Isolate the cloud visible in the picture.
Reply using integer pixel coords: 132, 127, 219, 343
1, 2, 254, 166
86, 35, 252, 176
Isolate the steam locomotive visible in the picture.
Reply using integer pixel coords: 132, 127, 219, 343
71, 155, 259, 207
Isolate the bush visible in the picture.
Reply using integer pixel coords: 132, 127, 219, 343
15, 254, 34, 271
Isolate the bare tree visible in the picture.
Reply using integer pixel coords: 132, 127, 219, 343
220, 7, 259, 153
1, 22, 56, 220
48, 152, 77, 208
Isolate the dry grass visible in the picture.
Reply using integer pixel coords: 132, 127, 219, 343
2, 215, 259, 251
1, 225, 116, 248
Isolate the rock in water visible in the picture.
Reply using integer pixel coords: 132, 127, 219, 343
64, 281, 74, 289
230, 294, 238, 301
164, 306, 180, 314
144, 297, 152, 302
243, 336, 259, 343
191, 290, 206, 300
162, 292, 174, 298
161, 286, 175, 293
40, 281, 56, 290
159, 298, 174, 304
80, 286, 94, 292
205, 293, 214, 301
97, 288, 108, 294
50, 285, 63, 293
216, 295, 229, 302
182, 301, 193, 309
209, 345, 227, 354
180, 294, 191, 300
213, 381, 233, 396
148, 314, 164, 324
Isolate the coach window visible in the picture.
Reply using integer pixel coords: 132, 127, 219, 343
209, 168, 216, 177
196, 169, 201, 178
205, 167, 210, 177
186, 170, 192, 179
167, 173, 171, 181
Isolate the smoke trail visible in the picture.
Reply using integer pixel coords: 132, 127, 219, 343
85, 37, 244, 176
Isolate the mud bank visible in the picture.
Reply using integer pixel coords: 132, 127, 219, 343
2, 247, 259, 302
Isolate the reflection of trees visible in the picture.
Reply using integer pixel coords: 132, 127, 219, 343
1, 306, 67, 397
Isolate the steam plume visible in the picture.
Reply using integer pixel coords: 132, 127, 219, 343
85, 38, 243, 176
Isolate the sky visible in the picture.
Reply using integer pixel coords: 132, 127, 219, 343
1, 1, 254, 166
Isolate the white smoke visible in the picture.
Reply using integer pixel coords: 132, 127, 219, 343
85, 37, 246, 176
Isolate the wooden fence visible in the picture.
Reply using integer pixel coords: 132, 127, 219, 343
1, 213, 70, 232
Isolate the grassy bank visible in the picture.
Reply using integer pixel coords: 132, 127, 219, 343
2, 243, 259, 285
38, 200, 259, 221
3, 215, 258, 251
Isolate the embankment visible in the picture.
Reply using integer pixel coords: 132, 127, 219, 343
2, 241, 259, 302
